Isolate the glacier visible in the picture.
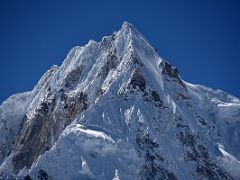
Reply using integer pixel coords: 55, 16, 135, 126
0, 22, 239, 180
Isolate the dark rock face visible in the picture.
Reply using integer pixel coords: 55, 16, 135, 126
150, 90, 161, 102
161, 61, 186, 89
24, 175, 33, 180
136, 126, 177, 180
60, 91, 88, 118
11, 90, 88, 174
63, 65, 84, 88
127, 68, 163, 108
175, 120, 232, 180
130, 69, 146, 91
142, 90, 164, 108
161, 61, 179, 80
37, 169, 52, 180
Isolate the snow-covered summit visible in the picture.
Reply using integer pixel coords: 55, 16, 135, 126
0, 22, 239, 180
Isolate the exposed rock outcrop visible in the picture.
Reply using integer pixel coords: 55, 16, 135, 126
130, 69, 146, 91
11, 90, 88, 173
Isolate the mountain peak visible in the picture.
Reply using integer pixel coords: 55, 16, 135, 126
119, 21, 142, 39
0, 21, 240, 180
121, 21, 135, 30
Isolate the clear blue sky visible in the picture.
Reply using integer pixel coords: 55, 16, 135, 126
0, 0, 239, 103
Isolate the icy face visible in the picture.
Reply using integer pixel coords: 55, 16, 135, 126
0, 22, 240, 180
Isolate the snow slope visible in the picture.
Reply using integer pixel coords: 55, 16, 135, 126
0, 22, 239, 180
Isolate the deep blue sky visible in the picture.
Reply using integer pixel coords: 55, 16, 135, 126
0, 0, 239, 103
